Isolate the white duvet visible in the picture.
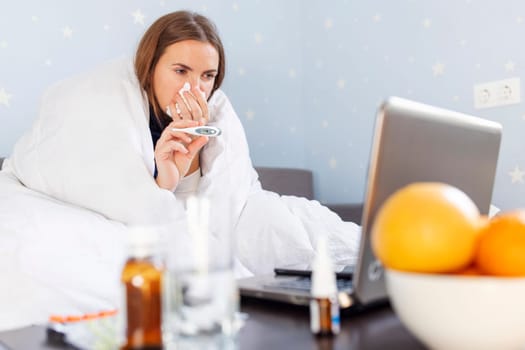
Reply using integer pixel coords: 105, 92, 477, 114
0, 58, 360, 331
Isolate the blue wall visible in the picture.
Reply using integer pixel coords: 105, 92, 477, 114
1, 1, 524, 211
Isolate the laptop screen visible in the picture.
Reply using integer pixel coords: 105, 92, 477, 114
354, 97, 502, 304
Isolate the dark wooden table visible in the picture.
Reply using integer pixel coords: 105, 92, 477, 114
0, 298, 426, 349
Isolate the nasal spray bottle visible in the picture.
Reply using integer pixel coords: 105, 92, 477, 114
120, 226, 164, 350
310, 235, 340, 336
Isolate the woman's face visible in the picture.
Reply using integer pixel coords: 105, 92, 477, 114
153, 39, 219, 111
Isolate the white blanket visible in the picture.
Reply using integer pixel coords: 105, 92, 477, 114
0, 58, 360, 330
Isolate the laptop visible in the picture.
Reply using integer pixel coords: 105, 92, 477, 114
238, 96, 502, 309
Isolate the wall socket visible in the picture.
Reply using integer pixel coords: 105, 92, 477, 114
474, 77, 521, 109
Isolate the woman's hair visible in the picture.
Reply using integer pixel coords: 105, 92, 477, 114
134, 11, 225, 122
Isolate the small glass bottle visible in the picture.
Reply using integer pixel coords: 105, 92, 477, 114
120, 227, 164, 350
310, 236, 340, 336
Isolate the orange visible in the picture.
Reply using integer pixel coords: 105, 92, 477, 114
371, 182, 483, 273
475, 210, 525, 276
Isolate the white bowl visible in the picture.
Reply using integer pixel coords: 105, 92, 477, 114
385, 269, 525, 350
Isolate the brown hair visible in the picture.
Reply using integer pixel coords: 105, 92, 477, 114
134, 11, 225, 124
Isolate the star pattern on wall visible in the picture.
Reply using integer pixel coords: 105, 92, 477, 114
432, 62, 445, 76
245, 110, 255, 120
0, 88, 13, 107
254, 33, 263, 44
62, 26, 73, 39
0, 1, 524, 209
132, 9, 145, 25
509, 165, 525, 184
329, 156, 338, 169
505, 61, 516, 72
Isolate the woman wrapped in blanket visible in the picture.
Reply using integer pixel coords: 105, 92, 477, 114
8, 11, 361, 277
134, 11, 361, 274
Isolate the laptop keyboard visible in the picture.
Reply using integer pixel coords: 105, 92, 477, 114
264, 277, 353, 292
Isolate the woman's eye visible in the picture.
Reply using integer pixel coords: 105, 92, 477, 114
174, 69, 186, 75
203, 73, 216, 81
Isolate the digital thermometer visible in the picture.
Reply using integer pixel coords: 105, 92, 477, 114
171, 126, 222, 137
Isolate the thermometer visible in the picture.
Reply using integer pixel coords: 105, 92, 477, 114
171, 126, 222, 137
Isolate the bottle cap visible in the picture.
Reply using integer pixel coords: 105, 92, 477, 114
311, 235, 337, 297
126, 226, 160, 258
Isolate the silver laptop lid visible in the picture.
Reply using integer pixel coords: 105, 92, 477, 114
353, 97, 502, 304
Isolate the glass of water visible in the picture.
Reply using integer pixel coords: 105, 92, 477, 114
163, 197, 239, 349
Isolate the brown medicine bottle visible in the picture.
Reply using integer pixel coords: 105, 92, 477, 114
120, 228, 164, 350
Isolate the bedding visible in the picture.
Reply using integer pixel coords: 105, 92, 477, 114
0, 58, 360, 330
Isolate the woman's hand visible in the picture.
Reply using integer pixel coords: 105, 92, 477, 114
168, 86, 209, 123
154, 119, 208, 191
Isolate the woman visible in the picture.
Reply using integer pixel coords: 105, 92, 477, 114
0, 10, 360, 329
135, 11, 223, 195
7, 10, 361, 274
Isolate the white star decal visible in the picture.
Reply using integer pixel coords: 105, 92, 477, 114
132, 9, 145, 25
459, 39, 467, 46
245, 110, 255, 120
254, 33, 263, 44
373, 14, 382, 22
44, 59, 52, 66
322, 120, 329, 128
517, 16, 523, 24
337, 79, 346, 89
0, 41, 7, 49
62, 26, 73, 39
31, 15, 38, 22
422, 18, 432, 28
432, 62, 445, 76
232, 3, 239, 11
509, 165, 525, 184
0, 88, 13, 107
238, 67, 246, 76
329, 157, 338, 169
103, 24, 110, 31
324, 18, 334, 29
505, 61, 516, 72
288, 68, 297, 78
408, 56, 415, 63
289, 126, 296, 134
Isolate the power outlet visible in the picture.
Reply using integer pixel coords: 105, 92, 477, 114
474, 77, 521, 109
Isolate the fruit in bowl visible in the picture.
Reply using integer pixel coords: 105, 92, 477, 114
371, 182, 525, 350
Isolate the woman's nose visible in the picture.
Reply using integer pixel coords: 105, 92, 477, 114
188, 75, 200, 90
